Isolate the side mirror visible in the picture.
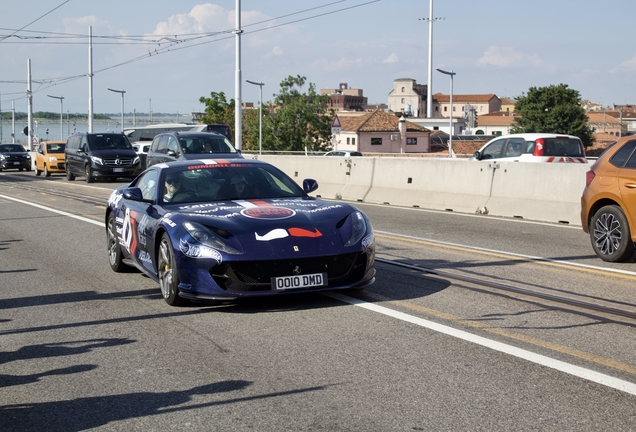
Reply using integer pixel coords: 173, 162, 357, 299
303, 179, 319, 194
473, 151, 482, 160
123, 187, 153, 203
166, 150, 177, 157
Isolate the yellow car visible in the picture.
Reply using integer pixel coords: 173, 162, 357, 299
35, 141, 66, 177
581, 135, 636, 262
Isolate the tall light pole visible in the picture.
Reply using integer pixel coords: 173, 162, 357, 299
420, 0, 444, 118
246, 80, 264, 155
47, 94, 64, 140
234, 0, 243, 150
108, 88, 126, 132
436, 68, 455, 158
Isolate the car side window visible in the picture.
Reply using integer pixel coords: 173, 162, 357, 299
481, 139, 505, 159
504, 138, 524, 158
156, 135, 169, 154
136, 170, 159, 201
622, 142, 636, 169
167, 137, 180, 155
609, 141, 636, 168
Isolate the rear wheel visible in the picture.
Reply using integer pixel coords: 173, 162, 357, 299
66, 168, 75, 181
107, 213, 130, 272
590, 205, 636, 262
44, 165, 51, 177
158, 233, 186, 306
85, 165, 94, 183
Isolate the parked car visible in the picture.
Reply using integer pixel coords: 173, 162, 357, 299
324, 151, 363, 157
35, 141, 66, 177
145, 131, 242, 168
105, 158, 376, 306
64, 132, 141, 183
0, 143, 32, 172
581, 136, 636, 262
472, 133, 587, 163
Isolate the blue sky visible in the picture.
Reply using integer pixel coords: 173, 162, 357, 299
2, 0, 636, 115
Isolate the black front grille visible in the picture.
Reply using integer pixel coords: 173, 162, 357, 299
103, 158, 133, 167
211, 252, 368, 292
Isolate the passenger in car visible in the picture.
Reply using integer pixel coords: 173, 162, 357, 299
163, 172, 192, 203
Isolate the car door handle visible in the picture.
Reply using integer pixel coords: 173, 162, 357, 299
624, 183, 636, 189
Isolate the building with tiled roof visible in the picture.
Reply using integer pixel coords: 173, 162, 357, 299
500, 97, 516, 113
587, 111, 626, 138
332, 110, 431, 153
432, 93, 501, 119
474, 111, 519, 136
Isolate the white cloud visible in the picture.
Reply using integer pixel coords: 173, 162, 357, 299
272, 46, 283, 56
477, 46, 548, 69
610, 54, 636, 73
382, 53, 398, 64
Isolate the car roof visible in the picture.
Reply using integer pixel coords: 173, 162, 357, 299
487, 133, 581, 141
157, 131, 225, 138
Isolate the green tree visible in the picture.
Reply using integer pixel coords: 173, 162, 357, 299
198, 91, 235, 138
265, 75, 334, 152
511, 84, 594, 147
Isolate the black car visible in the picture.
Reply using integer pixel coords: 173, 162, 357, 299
64, 133, 142, 183
0, 144, 32, 172
145, 131, 242, 168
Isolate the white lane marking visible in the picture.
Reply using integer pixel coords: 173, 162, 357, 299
0, 194, 103, 227
5, 193, 636, 395
325, 292, 636, 396
376, 230, 636, 277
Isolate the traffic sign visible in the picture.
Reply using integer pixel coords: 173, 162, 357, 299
331, 115, 342, 133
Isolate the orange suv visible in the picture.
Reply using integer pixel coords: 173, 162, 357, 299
581, 136, 636, 262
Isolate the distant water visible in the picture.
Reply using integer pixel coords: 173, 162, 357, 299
0, 115, 192, 147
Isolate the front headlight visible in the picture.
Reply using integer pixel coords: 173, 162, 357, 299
344, 211, 369, 247
183, 221, 243, 255
91, 156, 103, 166
133, 156, 140, 165
49, 156, 57, 163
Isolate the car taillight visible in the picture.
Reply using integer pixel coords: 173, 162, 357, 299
585, 170, 596, 186
533, 138, 545, 156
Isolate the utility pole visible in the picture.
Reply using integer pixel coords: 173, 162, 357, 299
88, 26, 94, 133
420, 0, 444, 118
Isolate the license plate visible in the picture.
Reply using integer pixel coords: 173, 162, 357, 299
13, 162, 20, 165
113, 168, 125, 172
272, 273, 328, 290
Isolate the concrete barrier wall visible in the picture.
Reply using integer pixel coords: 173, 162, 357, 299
258, 155, 589, 226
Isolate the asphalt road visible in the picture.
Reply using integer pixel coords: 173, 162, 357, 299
1, 172, 636, 431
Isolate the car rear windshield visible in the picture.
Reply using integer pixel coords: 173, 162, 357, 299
538, 138, 584, 157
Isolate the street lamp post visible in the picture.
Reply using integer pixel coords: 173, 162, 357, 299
436, 68, 456, 157
246, 80, 264, 155
107, 88, 126, 132
47, 94, 64, 140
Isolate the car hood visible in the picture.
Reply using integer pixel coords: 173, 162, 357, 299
1, 151, 29, 156
165, 197, 362, 254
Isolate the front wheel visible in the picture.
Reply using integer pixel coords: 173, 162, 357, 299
44, 165, 51, 177
66, 168, 75, 181
107, 213, 130, 272
590, 205, 636, 262
158, 233, 186, 306
85, 165, 94, 183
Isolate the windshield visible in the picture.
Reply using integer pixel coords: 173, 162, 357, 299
47, 143, 65, 153
160, 162, 305, 205
88, 134, 133, 150
0, 144, 26, 153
